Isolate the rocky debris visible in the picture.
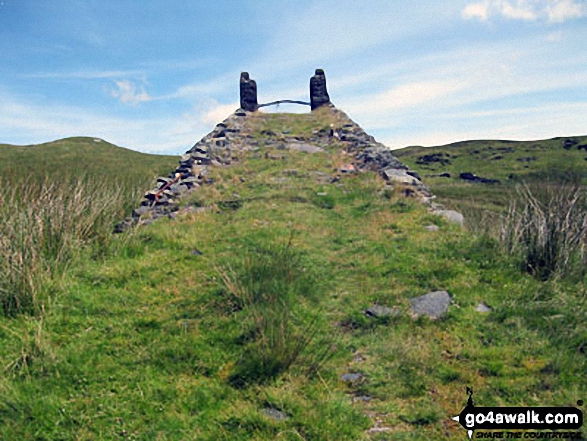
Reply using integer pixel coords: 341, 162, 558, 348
432, 209, 464, 226
114, 109, 252, 233
563, 138, 578, 150
285, 141, 323, 153
240, 72, 258, 112
310, 68, 331, 110
416, 153, 452, 166
353, 395, 373, 403
424, 225, 439, 232
364, 304, 401, 318
410, 291, 451, 319
352, 353, 366, 363
381, 168, 419, 185
116, 99, 440, 231
341, 373, 364, 384
459, 172, 500, 184
476, 301, 492, 313
263, 408, 288, 421
339, 164, 356, 173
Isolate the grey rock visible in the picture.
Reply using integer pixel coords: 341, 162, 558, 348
381, 168, 420, 185
354, 395, 373, 403
424, 225, 439, 232
263, 408, 288, 421
410, 291, 451, 319
459, 172, 500, 184
435, 209, 464, 226
476, 301, 492, 313
285, 142, 323, 153
341, 373, 364, 384
364, 305, 401, 318
356, 147, 406, 170
132, 205, 151, 217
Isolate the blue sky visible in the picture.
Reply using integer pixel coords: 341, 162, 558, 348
1, 0, 586, 154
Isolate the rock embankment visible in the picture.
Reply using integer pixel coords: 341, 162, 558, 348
115, 106, 454, 232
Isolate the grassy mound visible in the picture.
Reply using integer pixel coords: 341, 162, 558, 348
0, 123, 584, 439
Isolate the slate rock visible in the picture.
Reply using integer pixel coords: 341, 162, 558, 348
341, 373, 364, 384
381, 168, 420, 185
434, 209, 464, 226
476, 301, 492, 313
263, 408, 288, 421
410, 291, 451, 319
365, 305, 401, 318
459, 172, 500, 184
286, 142, 323, 153
563, 139, 578, 150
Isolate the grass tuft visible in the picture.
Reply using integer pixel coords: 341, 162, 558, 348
498, 184, 587, 280
0, 175, 141, 316
219, 236, 334, 387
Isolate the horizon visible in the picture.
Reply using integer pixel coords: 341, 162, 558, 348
1, 1, 586, 155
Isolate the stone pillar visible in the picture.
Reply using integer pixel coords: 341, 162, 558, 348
240, 72, 258, 112
310, 69, 331, 110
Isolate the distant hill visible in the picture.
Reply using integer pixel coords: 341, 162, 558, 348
394, 136, 587, 213
0, 137, 179, 184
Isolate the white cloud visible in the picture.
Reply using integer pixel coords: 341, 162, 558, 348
462, 0, 586, 22
344, 80, 466, 117
200, 101, 239, 126
462, 3, 490, 20
0, 91, 222, 154
546, 0, 586, 21
109, 80, 152, 105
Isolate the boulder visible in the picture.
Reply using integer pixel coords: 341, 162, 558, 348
434, 209, 464, 226
381, 168, 420, 185
365, 305, 401, 318
410, 291, 451, 319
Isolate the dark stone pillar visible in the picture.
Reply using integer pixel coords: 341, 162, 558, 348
310, 69, 331, 110
240, 72, 258, 112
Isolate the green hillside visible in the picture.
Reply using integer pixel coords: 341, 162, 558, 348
0, 137, 178, 184
394, 136, 587, 215
0, 117, 585, 440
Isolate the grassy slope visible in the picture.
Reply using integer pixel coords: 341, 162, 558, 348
0, 137, 178, 184
394, 136, 587, 215
0, 124, 585, 440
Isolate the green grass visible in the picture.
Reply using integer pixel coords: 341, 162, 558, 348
395, 136, 587, 215
0, 137, 178, 192
0, 124, 585, 439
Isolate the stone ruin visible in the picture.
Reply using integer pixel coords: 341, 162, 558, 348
115, 69, 460, 232
309, 69, 330, 110
239, 72, 258, 112
239, 69, 331, 112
